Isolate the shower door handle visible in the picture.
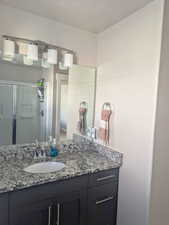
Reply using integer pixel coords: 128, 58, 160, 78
12, 114, 16, 144
12, 86, 17, 144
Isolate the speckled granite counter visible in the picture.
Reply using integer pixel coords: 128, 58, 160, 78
0, 142, 122, 194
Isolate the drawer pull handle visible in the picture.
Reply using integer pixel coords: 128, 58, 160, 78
96, 196, 114, 205
97, 175, 115, 182
56, 203, 60, 225
48, 205, 52, 225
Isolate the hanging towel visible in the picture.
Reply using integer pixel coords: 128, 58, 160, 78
99, 103, 112, 145
77, 101, 87, 135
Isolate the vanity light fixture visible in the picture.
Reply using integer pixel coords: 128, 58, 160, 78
1, 35, 76, 73
47, 48, 58, 64
27, 43, 38, 61
63, 52, 73, 68
3, 39, 15, 60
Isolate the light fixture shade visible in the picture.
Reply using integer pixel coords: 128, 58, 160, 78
41, 52, 50, 68
58, 61, 67, 71
27, 43, 38, 61
47, 49, 58, 64
63, 53, 73, 68
23, 56, 33, 66
18, 42, 28, 55
3, 39, 15, 58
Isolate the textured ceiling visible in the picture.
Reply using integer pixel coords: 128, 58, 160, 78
0, 0, 153, 33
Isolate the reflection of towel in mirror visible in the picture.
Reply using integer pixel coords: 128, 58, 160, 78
99, 109, 112, 145
77, 107, 87, 135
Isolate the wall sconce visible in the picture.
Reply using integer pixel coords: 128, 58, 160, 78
63, 52, 73, 68
47, 48, 58, 64
3, 39, 15, 60
27, 43, 38, 61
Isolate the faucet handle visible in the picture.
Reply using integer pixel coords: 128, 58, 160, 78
33, 150, 39, 159
40, 149, 46, 159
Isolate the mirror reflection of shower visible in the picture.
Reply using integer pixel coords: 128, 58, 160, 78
0, 81, 47, 145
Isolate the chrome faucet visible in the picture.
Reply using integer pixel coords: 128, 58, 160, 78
33, 139, 47, 159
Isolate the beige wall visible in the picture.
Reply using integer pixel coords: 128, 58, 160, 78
149, 0, 169, 224
95, 1, 164, 225
0, 3, 97, 67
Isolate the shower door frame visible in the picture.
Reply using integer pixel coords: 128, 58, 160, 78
55, 74, 68, 142
0, 80, 47, 144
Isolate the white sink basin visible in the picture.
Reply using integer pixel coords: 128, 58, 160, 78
24, 162, 65, 174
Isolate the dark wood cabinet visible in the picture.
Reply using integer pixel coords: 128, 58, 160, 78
10, 193, 83, 225
10, 197, 53, 225
7, 168, 119, 225
9, 176, 88, 225
87, 183, 118, 225
54, 197, 80, 225
53, 190, 86, 225
0, 194, 8, 225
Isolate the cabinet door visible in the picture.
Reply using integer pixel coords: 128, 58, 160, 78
88, 183, 118, 225
54, 191, 86, 225
0, 194, 8, 225
10, 198, 53, 225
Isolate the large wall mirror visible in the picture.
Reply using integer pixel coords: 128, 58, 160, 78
0, 60, 96, 146
56, 65, 96, 141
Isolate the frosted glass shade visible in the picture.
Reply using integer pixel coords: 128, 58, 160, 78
47, 49, 58, 64
27, 43, 38, 61
42, 52, 50, 68
23, 56, 33, 65
63, 53, 73, 68
3, 39, 15, 58
18, 42, 28, 55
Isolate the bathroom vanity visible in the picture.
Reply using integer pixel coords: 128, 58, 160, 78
4, 168, 119, 225
0, 144, 122, 225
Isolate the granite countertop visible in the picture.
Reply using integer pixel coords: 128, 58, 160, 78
0, 148, 122, 194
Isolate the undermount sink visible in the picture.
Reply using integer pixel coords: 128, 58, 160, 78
24, 162, 65, 174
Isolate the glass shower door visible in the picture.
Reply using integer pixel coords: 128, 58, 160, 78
16, 85, 42, 144
0, 82, 46, 145
0, 85, 13, 145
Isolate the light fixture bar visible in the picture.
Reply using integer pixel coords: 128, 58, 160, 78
2, 35, 77, 73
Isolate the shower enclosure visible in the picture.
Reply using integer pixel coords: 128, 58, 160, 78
0, 81, 46, 145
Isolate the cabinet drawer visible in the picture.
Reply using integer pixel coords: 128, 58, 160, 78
88, 183, 118, 225
88, 168, 119, 187
88, 182, 118, 203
